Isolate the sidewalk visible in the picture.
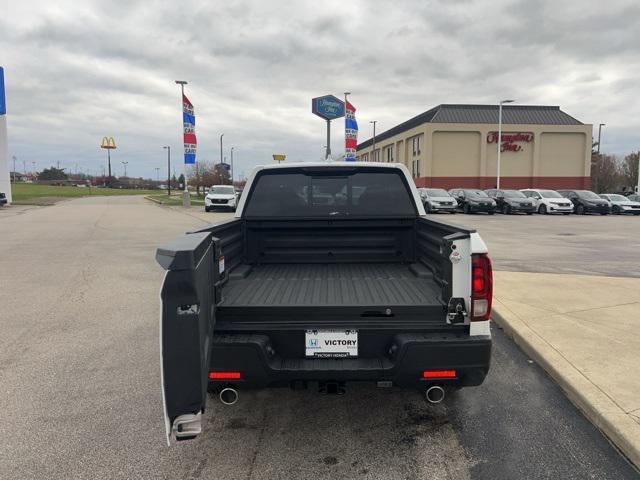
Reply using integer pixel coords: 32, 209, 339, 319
492, 271, 640, 468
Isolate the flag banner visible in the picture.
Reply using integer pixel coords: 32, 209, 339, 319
183, 94, 196, 164
344, 101, 358, 161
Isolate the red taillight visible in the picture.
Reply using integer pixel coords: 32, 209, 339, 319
422, 369, 457, 379
208, 371, 241, 380
471, 253, 493, 321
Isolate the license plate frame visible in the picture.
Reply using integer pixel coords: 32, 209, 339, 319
305, 329, 358, 358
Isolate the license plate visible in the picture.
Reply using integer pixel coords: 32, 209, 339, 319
305, 329, 358, 358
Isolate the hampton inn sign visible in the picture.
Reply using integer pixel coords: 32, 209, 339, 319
486, 131, 534, 152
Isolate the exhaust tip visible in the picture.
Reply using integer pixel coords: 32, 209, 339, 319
219, 387, 239, 405
425, 385, 445, 404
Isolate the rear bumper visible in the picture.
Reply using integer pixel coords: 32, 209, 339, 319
208, 332, 492, 390
430, 204, 457, 212
547, 204, 573, 213
467, 204, 495, 213
509, 205, 536, 213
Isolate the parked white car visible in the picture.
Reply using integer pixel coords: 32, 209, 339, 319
205, 185, 237, 212
599, 194, 640, 215
520, 189, 573, 215
418, 188, 458, 213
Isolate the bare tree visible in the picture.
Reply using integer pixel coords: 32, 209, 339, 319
591, 154, 622, 193
621, 152, 639, 192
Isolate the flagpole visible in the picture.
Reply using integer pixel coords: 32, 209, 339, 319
344, 92, 348, 161
175, 80, 190, 207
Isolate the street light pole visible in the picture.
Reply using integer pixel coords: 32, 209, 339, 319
496, 99, 515, 189
370, 121, 377, 161
121, 161, 128, 177
220, 133, 224, 165
163, 146, 171, 196
12, 155, 15, 182
595, 123, 605, 192
230, 146, 234, 186
155, 167, 160, 183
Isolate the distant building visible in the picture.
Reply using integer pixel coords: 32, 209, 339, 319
356, 104, 592, 190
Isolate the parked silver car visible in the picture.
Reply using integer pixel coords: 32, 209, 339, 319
599, 194, 640, 215
418, 188, 457, 213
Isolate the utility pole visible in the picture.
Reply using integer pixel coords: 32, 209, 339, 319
155, 167, 160, 183
163, 146, 171, 196
230, 147, 234, 186
121, 161, 128, 177
370, 121, 377, 161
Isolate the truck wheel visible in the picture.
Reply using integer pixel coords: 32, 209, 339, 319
538, 204, 547, 215
576, 205, 585, 215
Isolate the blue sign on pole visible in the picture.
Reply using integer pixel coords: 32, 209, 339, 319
312, 95, 344, 120
0, 67, 5, 115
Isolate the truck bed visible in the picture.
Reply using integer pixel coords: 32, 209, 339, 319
217, 263, 446, 328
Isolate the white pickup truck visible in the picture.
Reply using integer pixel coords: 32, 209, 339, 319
157, 162, 493, 442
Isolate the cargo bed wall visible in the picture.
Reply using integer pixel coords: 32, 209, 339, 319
244, 219, 416, 264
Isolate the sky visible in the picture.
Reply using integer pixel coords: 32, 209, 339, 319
1, 0, 639, 179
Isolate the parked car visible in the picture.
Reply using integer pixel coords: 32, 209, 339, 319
205, 185, 237, 212
520, 189, 574, 215
557, 190, 611, 215
157, 162, 493, 442
418, 188, 457, 213
628, 194, 640, 203
485, 189, 535, 215
0, 192, 7, 207
449, 188, 496, 214
599, 194, 640, 215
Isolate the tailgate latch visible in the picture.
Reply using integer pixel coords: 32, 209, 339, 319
447, 297, 467, 324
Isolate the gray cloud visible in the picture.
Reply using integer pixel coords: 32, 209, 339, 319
1, 0, 639, 179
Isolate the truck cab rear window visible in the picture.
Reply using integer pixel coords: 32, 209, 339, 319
244, 170, 416, 217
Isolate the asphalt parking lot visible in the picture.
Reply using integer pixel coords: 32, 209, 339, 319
439, 212, 640, 277
0, 197, 637, 479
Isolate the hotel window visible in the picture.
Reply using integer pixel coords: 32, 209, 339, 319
412, 136, 421, 156
385, 146, 394, 163
412, 159, 421, 178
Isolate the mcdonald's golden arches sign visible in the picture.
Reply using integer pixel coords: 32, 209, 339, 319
100, 137, 117, 149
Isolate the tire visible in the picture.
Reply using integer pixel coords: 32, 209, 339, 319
613, 206, 621, 215
526, 212, 533, 215
538, 204, 547, 215
501, 204, 510, 215
424, 202, 432, 214
488, 211, 495, 215
463, 204, 471, 214
205, 206, 211, 212
576, 204, 585, 215
601, 212, 609, 216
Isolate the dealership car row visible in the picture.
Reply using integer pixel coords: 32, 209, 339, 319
418, 187, 640, 216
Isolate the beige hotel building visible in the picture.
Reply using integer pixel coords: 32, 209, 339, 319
356, 104, 592, 190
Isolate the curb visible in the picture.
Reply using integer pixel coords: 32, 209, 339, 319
144, 195, 163, 204
492, 302, 640, 469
